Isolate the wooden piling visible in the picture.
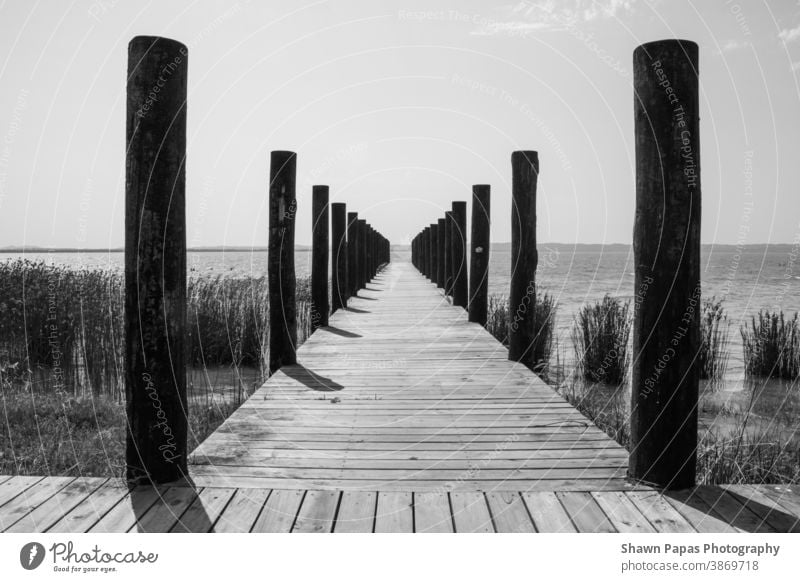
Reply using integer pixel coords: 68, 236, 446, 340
358, 219, 367, 289
444, 211, 454, 296
436, 218, 445, 289
429, 223, 439, 286
331, 202, 347, 313
629, 39, 700, 490
451, 202, 468, 308
268, 150, 298, 374
508, 151, 539, 371
311, 185, 329, 330
125, 35, 189, 486
469, 185, 491, 326
347, 212, 359, 298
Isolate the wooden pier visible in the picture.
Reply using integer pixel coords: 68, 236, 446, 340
2, 257, 800, 532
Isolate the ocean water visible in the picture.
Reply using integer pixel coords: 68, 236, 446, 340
3, 243, 799, 389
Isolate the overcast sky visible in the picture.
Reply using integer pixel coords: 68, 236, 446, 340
1, 0, 799, 247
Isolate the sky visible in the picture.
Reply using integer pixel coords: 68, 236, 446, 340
1, 0, 799, 247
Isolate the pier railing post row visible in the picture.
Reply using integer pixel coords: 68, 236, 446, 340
268, 150, 298, 375
469, 185, 491, 325
429, 223, 439, 286
451, 201, 468, 308
508, 151, 540, 372
331, 202, 347, 313
311, 185, 329, 331
347, 212, 359, 298
125, 35, 189, 486
630, 39, 700, 490
436, 218, 445, 288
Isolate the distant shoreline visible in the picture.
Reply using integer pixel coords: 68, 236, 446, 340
0, 242, 797, 253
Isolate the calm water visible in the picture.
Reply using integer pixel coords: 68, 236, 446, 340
4, 244, 799, 392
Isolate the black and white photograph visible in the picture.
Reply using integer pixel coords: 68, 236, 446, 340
0, 0, 799, 579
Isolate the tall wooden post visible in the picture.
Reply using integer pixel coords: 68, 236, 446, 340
436, 218, 446, 289
331, 202, 347, 313
347, 212, 359, 298
508, 151, 539, 370
358, 219, 367, 289
268, 150, 298, 374
444, 211, 454, 296
451, 202, 468, 308
125, 35, 188, 486
422, 227, 429, 278
311, 185, 329, 330
429, 223, 439, 286
469, 185, 491, 325
630, 40, 700, 490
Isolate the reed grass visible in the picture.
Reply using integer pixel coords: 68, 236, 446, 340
556, 377, 800, 485
0, 387, 235, 477
698, 296, 730, 383
485, 288, 557, 380
571, 294, 631, 385
741, 310, 800, 379
0, 259, 313, 398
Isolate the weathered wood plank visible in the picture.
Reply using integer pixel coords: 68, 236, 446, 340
213, 488, 271, 533
375, 491, 413, 533
556, 491, 616, 533
413, 492, 453, 533
522, 491, 576, 532
250, 489, 304, 533
626, 491, 696, 533
486, 491, 535, 533
88, 486, 165, 533
171, 487, 237, 533
451, 491, 493, 533
333, 491, 376, 533
0, 476, 74, 531
5, 477, 106, 533
292, 490, 339, 533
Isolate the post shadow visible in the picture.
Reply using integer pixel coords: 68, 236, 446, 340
279, 363, 345, 392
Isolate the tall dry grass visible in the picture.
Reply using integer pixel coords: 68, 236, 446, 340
741, 310, 800, 380
698, 296, 730, 383
485, 288, 557, 380
571, 294, 631, 385
0, 259, 313, 399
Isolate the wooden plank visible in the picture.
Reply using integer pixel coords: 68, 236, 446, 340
591, 491, 654, 533
292, 490, 339, 533
522, 491, 576, 532
0, 476, 45, 508
213, 488, 271, 533
0, 476, 74, 531
48, 482, 130, 533
692, 486, 775, 533
5, 477, 107, 533
723, 485, 800, 533
251, 489, 304, 533
626, 491, 696, 533
88, 486, 165, 533
486, 491, 535, 533
556, 492, 615, 533
374, 491, 413, 533
755, 485, 800, 517
334, 491, 376, 533
171, 487, 237, 533
450, 491, 494, 533
134, 486, 201, 533
413, 492, 453, 533
662, 489, 738, 534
